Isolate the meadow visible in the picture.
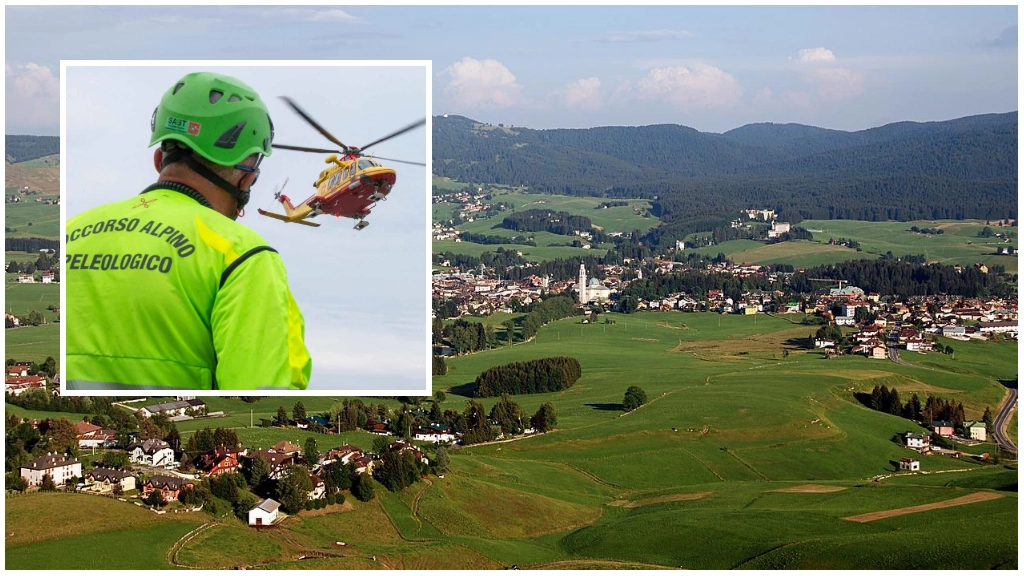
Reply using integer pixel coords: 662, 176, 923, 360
4, 201, 59, 240
6, 311, 1016, 569
433, 189, 655, 261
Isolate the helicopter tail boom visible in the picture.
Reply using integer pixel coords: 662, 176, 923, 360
257, 208, 321, 227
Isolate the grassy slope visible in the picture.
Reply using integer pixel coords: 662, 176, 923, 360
5, 311, 1017, 569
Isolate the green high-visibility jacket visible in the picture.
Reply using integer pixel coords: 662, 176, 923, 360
66, 187, 312, 390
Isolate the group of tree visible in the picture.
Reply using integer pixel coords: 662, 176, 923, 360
517, 296, 579, 340
458, 231, 536, 246
790, 259, 1015, 299
502, 209, 595, 236
432, 356, 448, 376
5, 237, 59, 253
621, 270, 778, 304
373, 448, 427, 492
865, 385, 967, 426
910, 226, 944, 235
437, 318, 493, 354
474, 356, 582, 397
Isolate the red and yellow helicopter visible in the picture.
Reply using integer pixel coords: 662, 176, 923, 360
258, 97, 426, 230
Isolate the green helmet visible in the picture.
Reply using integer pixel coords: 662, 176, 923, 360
149, 72, 274, 166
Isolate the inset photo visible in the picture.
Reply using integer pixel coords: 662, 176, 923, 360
61, 61, 430, 395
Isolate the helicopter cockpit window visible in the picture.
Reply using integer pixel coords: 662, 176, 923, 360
358, 159, 376, 171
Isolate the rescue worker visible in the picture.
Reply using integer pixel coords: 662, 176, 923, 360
67, 71, 312, 390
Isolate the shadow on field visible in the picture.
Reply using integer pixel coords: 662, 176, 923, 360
998, 378, 1017, 390
783, 337, 812, 349
851, 392, 873, 408
448, 382, 478, 398
585, 402, 624, 412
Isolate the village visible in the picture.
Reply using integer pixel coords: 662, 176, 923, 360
6, 396, 470, 528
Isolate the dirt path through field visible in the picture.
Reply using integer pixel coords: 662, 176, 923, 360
609, 491, 712, 508
842, 491, 1003, 523
773, 484, 847, 494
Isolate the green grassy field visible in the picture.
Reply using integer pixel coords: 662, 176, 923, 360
5, 324, 60, 366
5, 282, 59, 319
4, 201, 59, 240
802, 219, 1018, 274
687, 220, 1019, 273
6, 311, 1017, 569
5, 492, 199, 569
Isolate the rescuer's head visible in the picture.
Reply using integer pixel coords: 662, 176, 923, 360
149, 72, 275, 215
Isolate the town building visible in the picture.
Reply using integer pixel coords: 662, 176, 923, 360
142, 475, 194, 502
20, 452, 82, 487
963, 421, 987, 442
84, 468, 136, 494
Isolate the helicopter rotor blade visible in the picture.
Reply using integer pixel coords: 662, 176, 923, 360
273, 143, 342, 154
370, 155, 427, 167
279, 96, 351, 152
359, 118, 427, 152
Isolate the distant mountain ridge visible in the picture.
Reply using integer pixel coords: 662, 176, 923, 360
433, 112, 1017, 239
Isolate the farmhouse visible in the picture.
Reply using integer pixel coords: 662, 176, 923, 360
20, 452, 82, 487
84, 468, 135, 494
74, 421, 118, 448
142, 475, 194, 502
127, 438, 176, 467
904, 433, 931, 450
321, 444, 362, 466
932, 420, 955, 438
244, 449, 293, 480
138, 399, 207, 419
7, 363, 32, 377
899, 458, 920, 472
963, 421, 987, 442
198, 445, 243, 476
248, 498, 281, 526
413, 424, 458, 444
5, 375, 47, 396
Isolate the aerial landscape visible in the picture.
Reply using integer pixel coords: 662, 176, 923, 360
4, 4, 1019, 571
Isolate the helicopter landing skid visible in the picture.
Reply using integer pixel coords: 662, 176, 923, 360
354, 219, 370, 231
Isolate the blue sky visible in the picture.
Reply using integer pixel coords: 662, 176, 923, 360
62, 63, 429, 393
6, 5, 1018, 134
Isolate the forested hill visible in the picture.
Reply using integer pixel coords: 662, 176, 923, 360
5, 135, 60, 163
433, 112, 1017, 234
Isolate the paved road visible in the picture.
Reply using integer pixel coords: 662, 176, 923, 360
991, 385, 1018, 455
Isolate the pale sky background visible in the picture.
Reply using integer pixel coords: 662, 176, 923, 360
62, 64, 429, 393
5, 5, 1018, 135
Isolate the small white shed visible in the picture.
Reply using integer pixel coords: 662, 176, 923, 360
248, 498, 281, 526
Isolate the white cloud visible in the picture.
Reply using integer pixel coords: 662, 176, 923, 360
554, 77, 604, 110
806, 67, 864, 100
754, 86, 774, 104
5, 62, 59, 133
600, 29, 694, 42
634, 64, 743, 109
262, 8, 359, 23
796, 47, 836, 64
442, 57, 524, 108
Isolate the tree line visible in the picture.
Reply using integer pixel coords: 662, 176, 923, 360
502, 209, 595, 237
790, 259, 1015, 299
474, 356, 582, 397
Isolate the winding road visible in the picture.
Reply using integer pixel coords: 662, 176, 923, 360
991, 385, 1018, 455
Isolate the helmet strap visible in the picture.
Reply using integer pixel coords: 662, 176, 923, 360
170, 150, 251, 219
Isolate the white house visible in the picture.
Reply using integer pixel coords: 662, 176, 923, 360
20, 452, 82, 486
899, 458, 920, 472
904, 433, 930, 450
127, 439, 176, 467
413, 425, 458, 444
249, 498, 281, 526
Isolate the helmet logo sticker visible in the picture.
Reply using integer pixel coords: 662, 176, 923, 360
165, 116, 198, 135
